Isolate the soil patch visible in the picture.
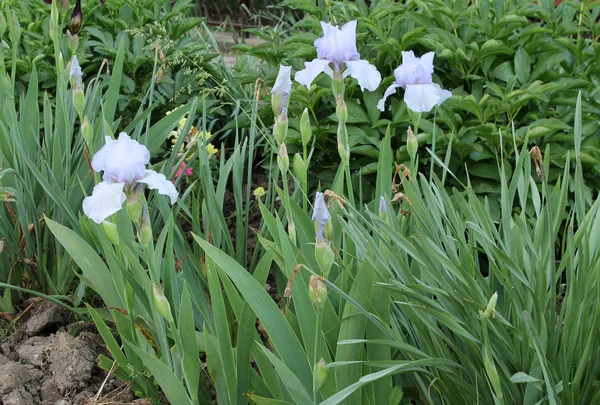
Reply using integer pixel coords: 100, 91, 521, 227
0, 300, 147, 405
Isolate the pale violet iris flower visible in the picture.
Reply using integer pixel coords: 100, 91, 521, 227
312, 192, 330, 238
272, 65, 292, 116
377, 51, 451, 112
82, 133, 178, 224
295, 21, 381, 92
70, 56, 82, 86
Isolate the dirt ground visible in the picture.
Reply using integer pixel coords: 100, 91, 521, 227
0, 301, 147, 405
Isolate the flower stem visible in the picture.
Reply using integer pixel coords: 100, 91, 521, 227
313, 305, 324, 405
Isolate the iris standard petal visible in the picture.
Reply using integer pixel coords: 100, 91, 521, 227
92, 132, 150, 184
295, 59, 333, 88
82, 181, 126, 224
377, 83, 401, 111
315, 20, 359, 65
404, 84, 450, 113
137, 170, 179, 204
344, 60, 382, 92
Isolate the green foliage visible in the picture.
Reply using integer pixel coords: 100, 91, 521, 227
6, 0, 224, 122
238, 0, 600, 205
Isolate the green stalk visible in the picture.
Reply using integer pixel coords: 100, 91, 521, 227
313, 305, 324, 405
333, 71, 354, 207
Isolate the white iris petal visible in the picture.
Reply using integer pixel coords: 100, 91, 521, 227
295, 20, 381, 92
83, 132, 179, 224
295, 59, 333, 89
82, 181, 126, 224
377, 51, 451, 112
137, 170, 179, 204
344, 60, 382, 92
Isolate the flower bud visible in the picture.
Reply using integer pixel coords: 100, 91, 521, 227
292, 154, 307, 186
81, 116, 93, 145
337, 133, 349, 165
138, 204, 152, 247
288, 220, 296, 245
271, 65, 291, 117
406, 127, 418, 162
66, 30, 79, 55
274, 114, 288, 146
101, 220, 119, 246
379, 196, 387, 219
253, 186, 265, 199
300, 108, 312, 148
313, 358, 329, 392
335, 95, 348, 123
0, 240, 5, 254
70, 56, 82, 88
312, 192, 330, 239
73, 85, 84, 117
152, 284, 174, 323
480, 292, 498, 319
332, 70, 344, 98
126, 188, 143, 223
315, 237, 334, 277
9, 8, 21, 40
308, 275, 327, 308
277, 142, 289, 173
70, 0, 83, 34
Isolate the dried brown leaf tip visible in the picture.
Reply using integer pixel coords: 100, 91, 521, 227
530, 146, 544, 180
284, 264, 303, 299
323, 190, 347, 209
254, 78, 269, 107
392, 164, 412, 192
392, 192, 412, 217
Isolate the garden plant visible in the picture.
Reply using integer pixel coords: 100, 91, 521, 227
0, 0, 599, 405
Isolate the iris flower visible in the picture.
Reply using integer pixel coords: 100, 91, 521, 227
377, 51, 451, 113
272, 65, 292, 116
82, 133, 178, 224
70, 56, 82, 86
312, 192, 330, 238
295, 21, 381, 92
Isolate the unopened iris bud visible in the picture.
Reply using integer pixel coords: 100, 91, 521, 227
312, 192, 330, 239
126, 187, 143, 223
315, 237, 334, 277
379, 196, 387, 219
81, 116, 93, 145
332, 70, 344, 98
406, 127, 418, 162
73, 86, 84, 117
277, 142, 289, 173
152, 284, 174, 323
337, 135, 349, 165
300, 108, 312, 148
70, 0, 83, 34
292, 154, 307, 186
101, 220, 119, 245
335, 95, 348, 123
314, 358, 330, 392
308, 275, 327, 308
274, 114, 288, 146
66, 30, 79, 54
70, 56, 82, 88
271, 65, 291, 117
479, 292, 498, 319
288, 220, 296, 245
138, 204, 152, 247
